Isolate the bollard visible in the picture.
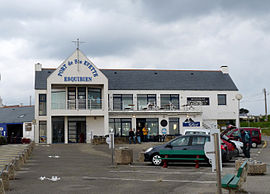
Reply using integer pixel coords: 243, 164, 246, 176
195, 155, 199, 168
0, 178, 5, 194
14, 157, 21, 171
162, 155, 168, 168
7, 164, 15, 180
1, 171, 9, 191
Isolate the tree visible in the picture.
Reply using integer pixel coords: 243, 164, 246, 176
240, 108, 249, 114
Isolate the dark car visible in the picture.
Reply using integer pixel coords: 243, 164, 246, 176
144, 134, 227, 166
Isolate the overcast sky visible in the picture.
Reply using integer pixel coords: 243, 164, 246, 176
0, 0, 269, 115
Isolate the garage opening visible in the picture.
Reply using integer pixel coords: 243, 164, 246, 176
7, 123, 23, 144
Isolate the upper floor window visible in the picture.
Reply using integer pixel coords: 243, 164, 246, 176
39, 94, 47, 116
218, 94, 227, 105
187, 97, 210, 106
113, 94, 133, 110
88, 88, 102, 109
137, 94, 156, 110
160, 94, 179, 110
51, 89, 66, 110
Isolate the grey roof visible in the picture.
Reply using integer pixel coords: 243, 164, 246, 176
35, 69, 55, 90
0, 106, 34, 123
35, 69, 238, 91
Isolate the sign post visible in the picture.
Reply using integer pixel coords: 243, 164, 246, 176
204, 129, 222, 194
106, 133, 115, 165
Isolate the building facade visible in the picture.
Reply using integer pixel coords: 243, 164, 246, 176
34, 49, 240, 144
0, 105, 34, 143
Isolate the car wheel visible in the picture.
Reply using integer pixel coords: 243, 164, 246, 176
252, 142, 257, 148
151, 154, 162, 166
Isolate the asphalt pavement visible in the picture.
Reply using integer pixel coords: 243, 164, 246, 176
6, 137, 270, 194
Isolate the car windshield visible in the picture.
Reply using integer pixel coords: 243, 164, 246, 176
185, 131, 206, 135
222, 134, 229, 140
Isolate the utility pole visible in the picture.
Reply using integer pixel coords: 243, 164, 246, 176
264, 88, 268, 121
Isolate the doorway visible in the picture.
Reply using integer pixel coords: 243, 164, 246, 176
68, 117, 86, 143
7, 124, 23, 144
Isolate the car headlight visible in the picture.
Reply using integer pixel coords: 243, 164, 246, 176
145, 147, 153, 153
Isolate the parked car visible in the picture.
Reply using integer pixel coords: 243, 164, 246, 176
225, 127, 262, 148
221, 134, 243, 157
144, 134, 227, 166
184, 129, 210, 135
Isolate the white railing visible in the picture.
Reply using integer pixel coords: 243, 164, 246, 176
111, 102, 201, 112
52, 99, 103, 110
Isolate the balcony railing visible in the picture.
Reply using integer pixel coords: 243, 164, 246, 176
110, 103, 201, 112
52, 99, 103, 110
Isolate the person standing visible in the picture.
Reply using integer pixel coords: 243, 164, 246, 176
142, 126, 148, 142
129, 128, 136, 144
240, 129, 251, 158
136, 129, 142, 144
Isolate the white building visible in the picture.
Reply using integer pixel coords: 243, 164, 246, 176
34, 49, 240, 144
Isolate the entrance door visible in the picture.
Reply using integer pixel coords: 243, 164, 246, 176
52, 117, 64, 143
68, 117, 86, 143
7, 124, 23, 144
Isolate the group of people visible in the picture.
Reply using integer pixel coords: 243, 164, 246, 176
128, 126, 149, 144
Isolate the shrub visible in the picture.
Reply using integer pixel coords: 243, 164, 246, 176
0, 136, 7, 145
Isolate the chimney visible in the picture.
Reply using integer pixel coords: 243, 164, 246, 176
35, 63, 42, 71
220, 66, 229, 74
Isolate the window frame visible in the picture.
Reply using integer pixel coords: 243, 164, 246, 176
218, 94, 227, 105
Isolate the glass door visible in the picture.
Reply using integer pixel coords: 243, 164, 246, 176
68, 87, 76, 109
78, 87, 86, 109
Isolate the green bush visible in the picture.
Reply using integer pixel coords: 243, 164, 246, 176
0, 136, 7, 145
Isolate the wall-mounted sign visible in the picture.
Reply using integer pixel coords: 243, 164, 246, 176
57, 59, 99, 78
187, 97, 210, 106
25, 123, 32, 131
183, 122, 200, 127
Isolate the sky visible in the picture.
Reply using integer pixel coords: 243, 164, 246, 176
0, 0, 269, 115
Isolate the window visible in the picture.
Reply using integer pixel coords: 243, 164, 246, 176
39, 94, 47, 116
68, 87, 76, 109
171, 136, 190, 146
110, 118, 131, 136
187, 97, 209, 106
218, 94, 227, 105
51, 90, 66, 109
113, 94, 133, 110
137, 94, 156, 110
146, 118, 159, 136
160, 94, 179, 109
192, 136, 206, 145
169, 118, 179, 135
39, 121, 47, 143
88, 88, 102, 109
78, 87, 86, 109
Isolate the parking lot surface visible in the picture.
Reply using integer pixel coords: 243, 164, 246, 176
6, 137, 270, 194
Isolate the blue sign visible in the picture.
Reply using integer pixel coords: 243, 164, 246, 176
64, 76, 92, 82
162, 128, 167, 134
58, 59, 99, 78
183, 122, 200, 127
0, 124, 7, 137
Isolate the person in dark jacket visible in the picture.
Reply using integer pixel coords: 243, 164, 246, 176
136, 129, 142, 144
240, 129, 251, 158
129, 128, 136, 144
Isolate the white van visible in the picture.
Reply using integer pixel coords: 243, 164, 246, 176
184, 129, 210, 135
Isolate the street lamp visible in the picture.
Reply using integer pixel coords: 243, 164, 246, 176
235, 94, 243, 128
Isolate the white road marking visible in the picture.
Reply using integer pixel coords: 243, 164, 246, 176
83, 176, 216, 184
109, 170, 214, 175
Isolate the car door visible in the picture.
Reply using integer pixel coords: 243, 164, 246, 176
190, 136, 208, 150
167, 136, 191, 159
